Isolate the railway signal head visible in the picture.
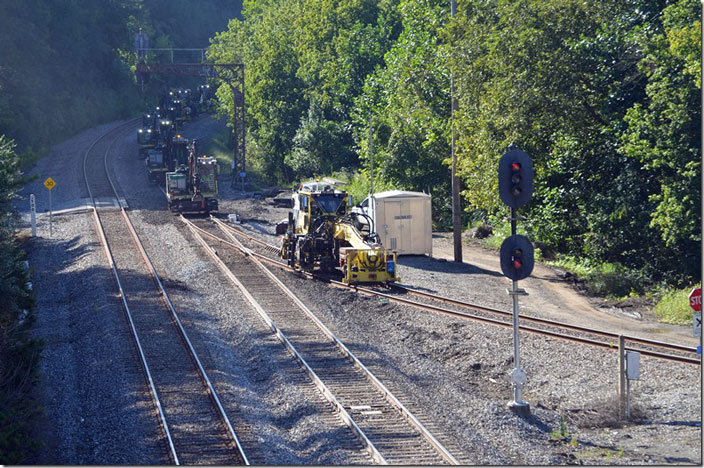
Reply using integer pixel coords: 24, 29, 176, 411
498, 149, 534, 208
500, 235, 534, 281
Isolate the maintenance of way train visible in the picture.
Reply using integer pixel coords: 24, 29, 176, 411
137, 88, 402, 284
137, 87, 219, 214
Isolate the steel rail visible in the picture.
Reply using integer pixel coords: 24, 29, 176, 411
181, 216, 388, 465
213, 221, 700, 365
82, 120, 179, 464
84, 120, 248, 464
348, 287, 701, 365
82, 119, 140, 203
104, 122, 248, 465
388, 284, 697, 354
121, 210, 249, 465
210, 216, 460, 465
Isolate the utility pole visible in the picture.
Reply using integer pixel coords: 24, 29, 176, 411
369, 112, 374, 196
450, 0, 462, 262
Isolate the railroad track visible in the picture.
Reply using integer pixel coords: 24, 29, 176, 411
82, 121, 248, 465
182, 216, 462, 465
211, 220, 700, 366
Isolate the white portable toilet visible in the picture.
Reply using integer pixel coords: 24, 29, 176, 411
358, 190, 432, 256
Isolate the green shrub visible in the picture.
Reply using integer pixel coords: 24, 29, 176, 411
654, 287, 695, 325
546, 256, 644, 297
343, 170, 396, 206
584, 262, 645, 297
483, 220, 541, 261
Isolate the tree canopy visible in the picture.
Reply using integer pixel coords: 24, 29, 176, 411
212, 0, 700, 285
0, 0, 242, 151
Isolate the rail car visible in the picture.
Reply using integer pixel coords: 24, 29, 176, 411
166, 141, 218, 213
197, 84, 214, 113
146, 147, 166, 184
279, 181, 397, 284
158, 118, 175, 143
137, 126, 158, 159
145, 133, 191, 185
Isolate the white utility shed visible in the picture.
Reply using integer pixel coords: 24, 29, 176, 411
360, 190, 432, 256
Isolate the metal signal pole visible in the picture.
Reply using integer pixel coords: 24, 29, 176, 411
450, 0, 462, 262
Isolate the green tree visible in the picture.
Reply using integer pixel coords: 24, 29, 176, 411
210, 0, 306, 181
620, 0, 701, 282
450, 0, 700, 283
211, 0, 398, 182
355, 0, 453, 226
0, 136, 36, 465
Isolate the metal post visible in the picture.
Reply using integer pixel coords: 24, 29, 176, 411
30, 194, 36, 237
512, 279, 521, 401
229, 82, 239, 176
626, 374, 631, 420
618, 335, 626, 420
450, 0, 462, 263
369, 113, 374, 196
49, 188, 53, 237
170, 49, 174, 63
507, 207, 529, 415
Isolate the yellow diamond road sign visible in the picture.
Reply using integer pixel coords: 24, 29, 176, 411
44, 177, 56, 190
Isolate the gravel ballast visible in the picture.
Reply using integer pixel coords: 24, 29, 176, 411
17, 117, 702, 465
25, 212, 166, 464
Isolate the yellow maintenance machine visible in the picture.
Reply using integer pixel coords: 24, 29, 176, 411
280, 180, 397, 284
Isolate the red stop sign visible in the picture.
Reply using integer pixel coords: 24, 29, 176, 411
689, 287, 701, 312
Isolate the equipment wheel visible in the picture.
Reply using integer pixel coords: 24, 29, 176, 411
296, 238, 308, 269
286, 238, 296, 267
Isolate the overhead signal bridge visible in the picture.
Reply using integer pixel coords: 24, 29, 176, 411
136, 47, 246, 177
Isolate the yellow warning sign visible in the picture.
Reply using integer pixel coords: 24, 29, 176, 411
44, 177, 56, 190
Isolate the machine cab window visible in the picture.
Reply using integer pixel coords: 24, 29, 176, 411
314, 194, 346, 215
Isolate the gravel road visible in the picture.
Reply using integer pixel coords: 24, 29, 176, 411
16, 116, 702, 465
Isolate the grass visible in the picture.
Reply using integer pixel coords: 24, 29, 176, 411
550, 418, 578, 447
653, 286, 697, 325
542, 256, 697, 326
18, 147, 47, 168
541, 255, 645, 298
481, 220, 698, 327
481, 221, 542, 261
204, 130, 269, 191
203, 130, 234, 174
576, 446, 625, 461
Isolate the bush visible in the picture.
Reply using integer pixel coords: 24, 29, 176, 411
0, 136, 42, 464
654, 286, 696, 325
546, 255, 644, 297
584, 262, 645, 297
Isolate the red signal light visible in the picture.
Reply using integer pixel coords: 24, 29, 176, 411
511, 162, 521, 172
512, 248, 523, 270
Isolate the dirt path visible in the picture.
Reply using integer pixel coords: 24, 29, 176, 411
431, 233, 699, 348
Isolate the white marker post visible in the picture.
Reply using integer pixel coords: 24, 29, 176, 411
30, 194, 36, 236
44, 177, 56, 236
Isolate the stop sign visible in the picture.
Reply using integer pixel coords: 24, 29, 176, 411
689, 287, 701, 312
